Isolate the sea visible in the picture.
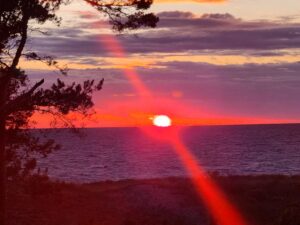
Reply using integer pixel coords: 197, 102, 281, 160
36, 124, 300, 182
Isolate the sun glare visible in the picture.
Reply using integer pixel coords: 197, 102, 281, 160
153, 115, 172, 127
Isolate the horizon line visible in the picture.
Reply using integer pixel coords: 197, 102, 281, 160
28, 122, 300, 129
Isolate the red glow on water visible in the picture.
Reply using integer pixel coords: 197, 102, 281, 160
143, 126, 180, 142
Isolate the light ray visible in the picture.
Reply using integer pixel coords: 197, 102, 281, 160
99, 35, 151, 97
172, 137, 248, 225
93, 14, 250, 225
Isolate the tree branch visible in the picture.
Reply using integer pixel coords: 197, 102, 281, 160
3, 79, 45, 116
11, 14, 29, 69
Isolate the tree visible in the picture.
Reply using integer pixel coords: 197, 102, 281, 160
0, 0, 158, 223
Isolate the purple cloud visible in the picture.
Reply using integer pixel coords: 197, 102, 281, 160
26, 12, 300, 59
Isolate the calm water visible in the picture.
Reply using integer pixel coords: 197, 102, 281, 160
36, 124, 300, 182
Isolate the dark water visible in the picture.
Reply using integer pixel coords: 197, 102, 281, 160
37, 124, 300, 182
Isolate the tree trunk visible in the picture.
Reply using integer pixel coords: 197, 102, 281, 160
0, 119, 6, 225
0, 74, 9, 225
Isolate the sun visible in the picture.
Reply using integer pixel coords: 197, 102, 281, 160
152, 115, 172, 127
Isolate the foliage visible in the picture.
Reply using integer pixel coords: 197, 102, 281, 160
0, 0, 158, 179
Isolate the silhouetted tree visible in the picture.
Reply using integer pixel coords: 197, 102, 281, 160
0, 0, 158, 223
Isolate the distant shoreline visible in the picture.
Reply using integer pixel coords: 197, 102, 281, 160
29, 122, 300, 130
46, 173, 300, 184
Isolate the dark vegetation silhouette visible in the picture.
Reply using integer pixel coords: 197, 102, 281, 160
0, 0, 158, 223
6, 176, 300, 225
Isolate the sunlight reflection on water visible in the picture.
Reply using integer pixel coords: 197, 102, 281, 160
36, 124, 300, 182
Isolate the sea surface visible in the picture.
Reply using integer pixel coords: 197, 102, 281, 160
36, 124, 300, 182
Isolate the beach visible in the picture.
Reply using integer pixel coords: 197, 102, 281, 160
7, 175, 300, 225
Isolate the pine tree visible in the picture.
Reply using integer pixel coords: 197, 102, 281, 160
0, 0, 158, 223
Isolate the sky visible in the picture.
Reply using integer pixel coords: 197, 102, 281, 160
23, 0, 300, 127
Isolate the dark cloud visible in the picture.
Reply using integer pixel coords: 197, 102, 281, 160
157, 11, 195, 19
157, 11, 241, 28
27, 12, 300, 58
78, 11, 99, 20
119, 26, 300, 52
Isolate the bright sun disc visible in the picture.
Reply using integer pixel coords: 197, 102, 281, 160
153, 115, 172, 127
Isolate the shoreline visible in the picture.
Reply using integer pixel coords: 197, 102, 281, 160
44, 173, 300, 185
8, 175, 300, 225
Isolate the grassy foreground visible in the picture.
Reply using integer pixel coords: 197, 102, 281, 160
7, 175, 300, 225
